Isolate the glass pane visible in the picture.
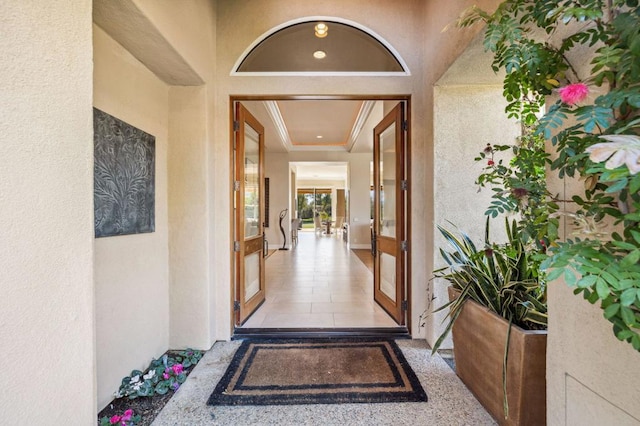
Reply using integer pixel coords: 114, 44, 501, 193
379, 124, 396, 238
244, 124, 260, 238
244, 252, 260, 302
380, 252, 396, 302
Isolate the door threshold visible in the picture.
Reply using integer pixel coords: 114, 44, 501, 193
232, 327, 410, 340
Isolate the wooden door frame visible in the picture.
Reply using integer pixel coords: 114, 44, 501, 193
229, 95, 412, 335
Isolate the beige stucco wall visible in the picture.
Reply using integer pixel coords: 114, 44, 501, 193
545, 35, 640, 425
93, 25, 171, 410
0, 1, 95, 424
431, 84, 518, 348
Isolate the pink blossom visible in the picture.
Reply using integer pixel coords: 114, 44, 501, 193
163, 372, 170, 380
122, 410, 133, 421
558, 83, 589, 105
172, 364, 184, 375
110, 415, 122, 424
487, 159, 495, 166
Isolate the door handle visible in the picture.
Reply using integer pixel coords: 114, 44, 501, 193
371, 233, 377, 257
263, 232, 268, 258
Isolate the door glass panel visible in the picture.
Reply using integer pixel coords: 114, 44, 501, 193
380, 252, 396, 302
244, 125, 260, 238
244, 252, 260, 302
379, 124, 396, 238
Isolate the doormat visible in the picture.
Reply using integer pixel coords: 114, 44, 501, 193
207, 339, 427, 405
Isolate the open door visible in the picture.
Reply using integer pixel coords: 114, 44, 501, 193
234, 103, 266, 325
372, 103, 406, 325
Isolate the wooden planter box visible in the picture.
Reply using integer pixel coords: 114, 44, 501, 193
448, 287, 547, 426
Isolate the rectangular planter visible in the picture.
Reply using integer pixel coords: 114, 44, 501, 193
448, 287, 547, 426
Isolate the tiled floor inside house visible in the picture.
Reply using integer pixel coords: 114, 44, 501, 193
240, 230, 398, 328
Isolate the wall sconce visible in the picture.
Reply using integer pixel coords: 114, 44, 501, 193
314, 23, 328, 38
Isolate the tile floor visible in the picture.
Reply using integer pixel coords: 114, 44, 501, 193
240, 230, 398, 328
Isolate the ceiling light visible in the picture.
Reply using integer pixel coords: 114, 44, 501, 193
313, 50, 326, 59
316, 135, 323, 139
315, 23, 328, 38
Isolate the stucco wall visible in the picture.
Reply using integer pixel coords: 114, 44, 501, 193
545, 37, 640, 425
431, 84, 518, 347
93, 25, 170, 410
0, 1, 95, 424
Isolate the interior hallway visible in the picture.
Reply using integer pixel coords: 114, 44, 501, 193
240, 230, 399, 328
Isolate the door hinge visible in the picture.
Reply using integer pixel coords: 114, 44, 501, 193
233, 180, 240, 191
234, 300, 240, 312
233, 120, 240, 132
402, 120, 408, 131
401, 300, 408, 311
400, 180, 408, 191
400, 240, 408, 251
234, 241, 240, 252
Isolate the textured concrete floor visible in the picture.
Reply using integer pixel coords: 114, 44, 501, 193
152, 339, 495, 426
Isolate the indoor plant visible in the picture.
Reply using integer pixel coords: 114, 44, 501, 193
433, 218, 547, 425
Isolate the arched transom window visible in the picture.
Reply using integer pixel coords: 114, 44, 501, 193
233, 17, 409, 75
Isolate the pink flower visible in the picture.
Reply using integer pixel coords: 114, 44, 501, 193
122, 410, 133, 421
487, 159, 495, 166
110, 415, 122, 424
163, 372, 170, 380
558, 83, 589, 105
172, 364, 184, 375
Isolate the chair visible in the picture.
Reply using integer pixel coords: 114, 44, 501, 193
291, 218, 301, 245
313, 215, 322, 234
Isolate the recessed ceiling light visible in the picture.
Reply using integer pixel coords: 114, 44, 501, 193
313, 50, 326, 59
316, 135, 323, 139
315, 23, 328, 38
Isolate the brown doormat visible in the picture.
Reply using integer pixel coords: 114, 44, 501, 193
207, 339, 427, 405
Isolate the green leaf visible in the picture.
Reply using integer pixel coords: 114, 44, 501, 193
596, 279, 610, 299
621, 250, 640, 268
564, 268, 577, 286
621, 306, 637, 326
546, 267, 564, 281
621, 288, 639, 306
604, 303, 620, 319
577, 275, 598, 288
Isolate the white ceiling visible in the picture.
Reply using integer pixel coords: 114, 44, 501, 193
241, 99, 392, 182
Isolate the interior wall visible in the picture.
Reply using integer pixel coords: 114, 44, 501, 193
265, 153, 290, 248
93, 25, 170, 410
0, 2, 95, 424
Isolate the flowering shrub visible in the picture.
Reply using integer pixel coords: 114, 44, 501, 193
99, 409, 140, 426
114, 349, 203, 399
460, 0, 640, 351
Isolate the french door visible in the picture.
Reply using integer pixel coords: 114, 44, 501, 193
234, 103, 266, 325
372, 103, 407, 325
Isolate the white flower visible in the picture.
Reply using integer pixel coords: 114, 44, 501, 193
143, 370, 155, 380
114, 390, 123, 398
132, 382, 143, 390
129, 375, 140, 384
585, 134, 640, 175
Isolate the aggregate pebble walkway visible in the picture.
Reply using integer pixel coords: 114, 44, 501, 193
152, 339, 496, 426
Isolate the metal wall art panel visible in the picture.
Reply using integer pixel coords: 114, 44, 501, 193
93, 108, 155, 237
